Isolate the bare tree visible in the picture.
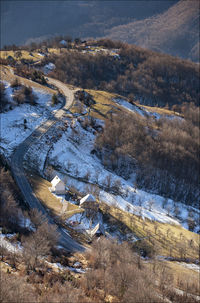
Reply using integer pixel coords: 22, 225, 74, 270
148, 200, 154, 211
166, 228, 171, 238
166, 204, 171, 216
22, 211, 58, 270
29, 209, 47, 230
162, 197, 168, 209
187, 217, 196, 232
84, 170, 91, 181
138, 198, 142, 207
174, 205, 181, 218
94, 170, 99, 184
105, 174, 112, 190
125, 204, 131, 212
153, 222, 158, 235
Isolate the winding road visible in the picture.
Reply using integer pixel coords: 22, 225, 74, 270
11, 77, 84, 252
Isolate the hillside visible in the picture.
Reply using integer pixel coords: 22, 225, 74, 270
41, 41, 199, 108
0, 65, 199, 303
2, 1, 199, 61
1, 1, 177, 47
1, 39, 199, 108
105, 0, 200, 61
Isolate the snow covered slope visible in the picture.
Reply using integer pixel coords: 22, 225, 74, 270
45, 117, 199, 232
0, 81, 59, 157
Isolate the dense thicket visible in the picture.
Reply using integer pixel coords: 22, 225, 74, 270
1, 237, 199, 303
0, 79, 37, 112
0, 164, 25, 231
47, 41, 199, 108
0, 82, 8, 112
15, 66, 47, 85
95, 103, 200, 206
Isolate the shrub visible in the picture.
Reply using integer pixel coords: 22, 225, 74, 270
0, 82, 8, 112
10, 78, 20, 88
51, 93, 59, 105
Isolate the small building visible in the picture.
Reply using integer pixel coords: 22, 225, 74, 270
51, 176, 65, 194
80, 194, 98, 210
59, 40, 67, 47
44, 62, 55, 74
86, 222, 105, 238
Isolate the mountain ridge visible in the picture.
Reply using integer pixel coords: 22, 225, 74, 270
105, 0, 199, 61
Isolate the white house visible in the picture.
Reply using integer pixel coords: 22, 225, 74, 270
51, 176, 65, 194
80, 194, 98, 210
59, 39, 67, 46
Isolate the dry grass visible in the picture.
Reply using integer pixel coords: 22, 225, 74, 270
0, 65, 56, 94
0, 48, 63, 64
87, 89, 183, 119
77, 89, 122, 119
100, 203, 199, 260
47, 48, 61, 55
143, 259, 200, 298
28, 174, 82, 217
138, 103, 181, 117
68, 87, 182, 122
166, 261, 200, 296
0, 50, 43, 62
85, 89, 117, 105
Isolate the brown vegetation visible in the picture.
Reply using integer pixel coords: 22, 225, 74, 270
15, 66, 47, 85
95, 105, 199, 206
1, 234, 199, 303
46, 41, 199, 108
0, 82, 8, 112
0, 164, 25, 232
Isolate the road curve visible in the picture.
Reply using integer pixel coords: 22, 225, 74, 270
11, 77, 84, 252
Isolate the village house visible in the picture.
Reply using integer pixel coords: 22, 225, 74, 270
50, 175, 65, 194
80, 194, 99, 211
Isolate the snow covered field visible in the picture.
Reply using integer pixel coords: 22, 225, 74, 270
114, 98, 145, 116
0, 81, 58, 158
0, 232, 22, 254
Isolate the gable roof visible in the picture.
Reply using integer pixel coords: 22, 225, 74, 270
51, 175, 64, 187
60, 39, 67, 45
80, 194, 96, 205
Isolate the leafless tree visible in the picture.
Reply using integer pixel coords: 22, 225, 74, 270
148, 199, 154, 211
84, 170, 91, 181
29, 209, 47, 230
125, 203, 130, 213
162, 197, 168, 209
153, 222, 158, 235
105, 174, 112, 190
174, 205, 181, 218
22, 212, 58, 270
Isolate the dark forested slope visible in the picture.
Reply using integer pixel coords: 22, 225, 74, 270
106, 0, 200, 61
0, 1, 178, 49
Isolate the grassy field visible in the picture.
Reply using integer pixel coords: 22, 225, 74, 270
87, 89, 181, 119
0, 50, 43, 62
138, 103, 181, 117
70, 88, 183, 123
28, 174, 83, 218
100, 203, 199, 260
0, 48, 61, 62
70, 89, 123, 120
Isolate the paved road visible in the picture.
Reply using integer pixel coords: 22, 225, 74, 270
11, 78, 84, 252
